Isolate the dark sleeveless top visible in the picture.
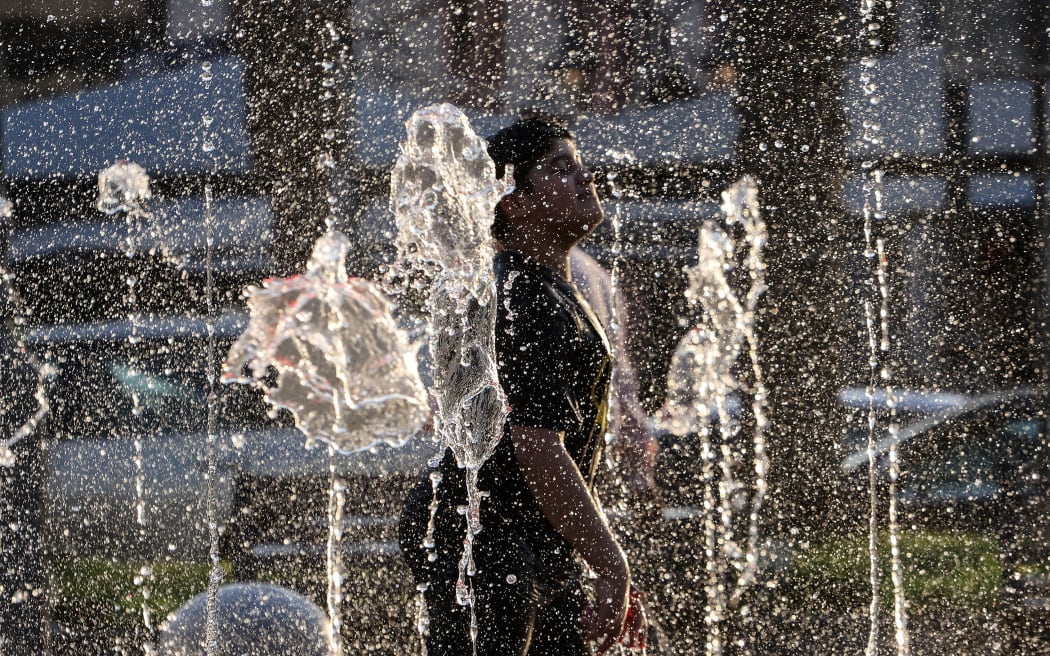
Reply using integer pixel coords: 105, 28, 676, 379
405, 249, 612, 578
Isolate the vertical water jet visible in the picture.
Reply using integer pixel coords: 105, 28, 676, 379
389, 104, 510, 650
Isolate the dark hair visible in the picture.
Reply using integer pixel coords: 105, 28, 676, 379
486, 113, 573, 242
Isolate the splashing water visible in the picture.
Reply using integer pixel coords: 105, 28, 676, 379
224, 231, 427, 654
0, 198, 52, 468
96, 161, 182, 270
390, 105, 507, 303
97, 161, 152, 216
224, 231, 428, 452
389, 104, 509, 644
659, 175, 768, 654
99, 161, 154, 261
96, 164, 156, 653
718, 177, 770, 613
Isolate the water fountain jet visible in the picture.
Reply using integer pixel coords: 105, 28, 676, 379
224, 230, 428, 654
389, 103, 509, 644
658, 175, 768, 655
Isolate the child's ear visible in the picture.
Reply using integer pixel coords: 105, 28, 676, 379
497, 191, 524, 220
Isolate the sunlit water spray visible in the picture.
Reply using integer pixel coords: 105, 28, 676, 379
659, 176, 767, 655
858, 0, 909, 652
389, 104, 509, 649
96, 161, 158, 653
0, 197, 53, 470
97, 160, 186, 270
224, 231, 428, 654
193, 46, 228, 656
599, 148, 633, 467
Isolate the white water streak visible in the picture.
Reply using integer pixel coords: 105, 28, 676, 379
859, 0, 909, 650
878, 239, 910, 654
729, 178, 769, 608
326, 445, 346, 655
864, 300, 880, 656
664, 176, 766, 653
203, 184, 223, 656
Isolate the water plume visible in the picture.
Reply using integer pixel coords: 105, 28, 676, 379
97, 162, 158, 653
224, 231, 427, 654
224, 231, 428, 452
660, 175, 768, 654
389, 104, 509, 639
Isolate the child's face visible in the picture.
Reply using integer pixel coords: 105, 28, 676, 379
520, 138, 603, 241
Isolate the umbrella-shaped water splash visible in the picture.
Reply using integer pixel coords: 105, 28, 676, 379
224, 231, 428, 452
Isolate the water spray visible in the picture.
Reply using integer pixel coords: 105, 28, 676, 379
858, 1, 910, 652
389, 104, 510, 653
0, 198, 52, 469
96, 161, 158, 654
661, 175, 767, 655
